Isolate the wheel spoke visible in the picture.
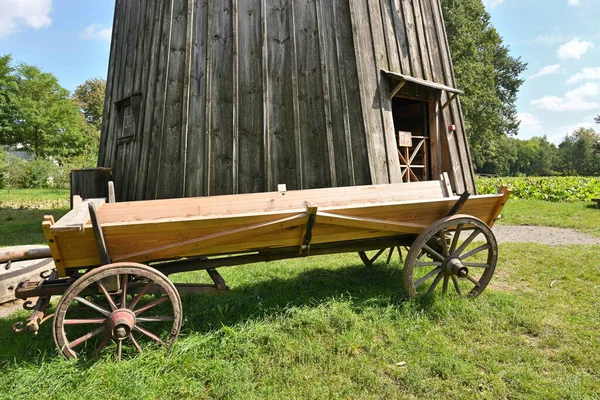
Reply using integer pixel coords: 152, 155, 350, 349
97, 281, 118, 311
451, 275, 463, 296
133, 296, 169, 316
69, 326, 107, 349
121, 274, 129, 309
449, 224, 464, 254
130, 333, 142, 353
136, 316, 174, 323
453, 228, 482, 257
422, 245, 445, 262
414, 267, 442, 288
128, 280, 154, 310
95, 332, 112, 355
426, 272, 444, 295
442, 275, 449, 295
439, 231, 449, 257
462, 262, 490, 268
465, 274, 481, 287
64, 318, 106, 325
133, 325, 164, 344
386, 247, 394, 265
371, 249, 386, 262
460, 244, 491, 261
74, 296, 110, 316
415, 261, 443, 267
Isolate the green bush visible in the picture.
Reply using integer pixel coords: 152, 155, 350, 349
477, 176, 600, 202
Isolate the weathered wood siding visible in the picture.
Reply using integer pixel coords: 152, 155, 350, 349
99, 0, 475, 201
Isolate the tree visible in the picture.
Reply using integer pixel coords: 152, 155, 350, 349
557, 128, 600, 176
73, 78, 106, 132
441, 0, 527, 171
0, 55, 18, 136
0, 60, 93, 158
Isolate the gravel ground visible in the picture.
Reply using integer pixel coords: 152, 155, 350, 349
492, 225, 600, 245
1, 226, 598, 319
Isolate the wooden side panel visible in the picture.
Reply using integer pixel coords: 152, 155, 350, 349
237, 0, 265, 194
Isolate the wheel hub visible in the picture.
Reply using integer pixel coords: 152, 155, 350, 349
443, 257, 469, 278
108, 309, 136, 339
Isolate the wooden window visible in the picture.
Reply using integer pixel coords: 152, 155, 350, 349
115, 94, 142, 144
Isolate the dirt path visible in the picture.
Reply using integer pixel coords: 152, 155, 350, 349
492, 225, 600, 246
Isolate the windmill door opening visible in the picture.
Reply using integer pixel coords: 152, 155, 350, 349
392, 97, 432, 182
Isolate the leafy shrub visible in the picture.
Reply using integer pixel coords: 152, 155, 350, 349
477, 176, 600, 202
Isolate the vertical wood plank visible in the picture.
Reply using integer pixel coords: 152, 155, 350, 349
265, 0, 298, 191
208, 0, 234, 196
237, 0, 265, 193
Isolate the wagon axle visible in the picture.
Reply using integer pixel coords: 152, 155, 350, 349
444, 257, 469, 278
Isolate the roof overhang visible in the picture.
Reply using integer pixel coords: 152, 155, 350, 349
382, 69, 464, 105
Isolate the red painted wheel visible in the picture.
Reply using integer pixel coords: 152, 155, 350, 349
53, 263, 182, 360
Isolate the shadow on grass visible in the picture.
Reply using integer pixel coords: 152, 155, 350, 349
0, 207, 69, 246
0, 261, 435, 366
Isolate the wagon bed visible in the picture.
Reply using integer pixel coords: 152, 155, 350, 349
14, 176, 510, 359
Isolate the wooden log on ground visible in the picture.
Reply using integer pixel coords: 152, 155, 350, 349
0, 245, 52, 264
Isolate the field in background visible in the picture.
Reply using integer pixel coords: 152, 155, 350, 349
477, 176, 600, 202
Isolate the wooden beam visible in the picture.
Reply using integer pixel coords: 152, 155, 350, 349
487, 186, 512, 228
442, 93, 458, 110
389, 80, 406, 99
51, 199, 106, 233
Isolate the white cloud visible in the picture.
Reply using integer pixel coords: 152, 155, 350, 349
567, 67, 600, 84
0, 0, 52, 39
568, 0, 580, 6
531, 82, 600, 112
517, 113, 544, 135
549, 120, 595, 144
557, 39, 594, 60
81, 24, 112, 42
483, 0, 505, 7
529, 64, 561, 80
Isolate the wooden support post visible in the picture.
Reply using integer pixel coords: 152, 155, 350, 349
446, 191, 471, 217
300, 205, 318, 255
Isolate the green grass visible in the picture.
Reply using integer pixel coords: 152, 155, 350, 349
497, 199, 600, 236
0, 188, 70, 246
1, 245, 599, 399
1, 190, 599, 398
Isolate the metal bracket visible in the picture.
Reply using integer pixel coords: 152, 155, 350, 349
446, 191, 471, 217
89, 202, 112, 265
300, 206, 318, 256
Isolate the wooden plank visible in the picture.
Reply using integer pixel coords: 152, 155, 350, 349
400, 0, 423, 79
113, 213, 308, 263
96, 180, 449, 224
389, 0, 412, 75
42, 216, 66, 277
349, 0, 390, 184
265, 0, 298, 191
156, 0, 189, 199
184, 0, 210, 197
51, 199, 107, 233
293, 0, 331, 189
143, 0, 174, 199
237, 0, 265, 194
367, 0, 403, 184
319, 0, 352, 187
335, 1, 369, 185
487, 186, 511, 228
411, 0, 433, 81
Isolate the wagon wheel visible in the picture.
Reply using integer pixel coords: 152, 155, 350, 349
53, 262, 182, 360
403, 215, 497, 299
358, 246, 404, 267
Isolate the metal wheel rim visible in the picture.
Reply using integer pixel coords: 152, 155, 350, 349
403, 215, 498, 299
53, 262, 182, 360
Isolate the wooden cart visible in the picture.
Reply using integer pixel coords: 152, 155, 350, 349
14, 175, 510, 359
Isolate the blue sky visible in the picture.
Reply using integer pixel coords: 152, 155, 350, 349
0, 0, 598, 144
